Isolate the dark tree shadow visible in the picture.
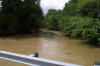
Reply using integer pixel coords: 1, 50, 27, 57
0, 31, 62, 40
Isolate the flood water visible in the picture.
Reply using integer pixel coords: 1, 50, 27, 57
0, 29, 100, 66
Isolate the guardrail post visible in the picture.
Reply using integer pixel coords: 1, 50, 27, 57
30, 53, 38, 57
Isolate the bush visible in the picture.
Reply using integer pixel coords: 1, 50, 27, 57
82, 29, 99, 44
71, 29, 83, 38
60, 16, 100, 44
58, 16, 70, 35
98, 38, 100, 46
44, 9, 63, 31
47, 15, 59, 30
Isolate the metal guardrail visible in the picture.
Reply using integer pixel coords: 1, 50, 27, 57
0, 50, 81, 66
94, 62, 100, 66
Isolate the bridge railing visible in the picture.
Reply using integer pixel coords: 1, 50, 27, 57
0, 50, 81, 66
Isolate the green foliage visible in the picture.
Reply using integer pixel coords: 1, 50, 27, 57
58, 16, 70, 35
44, 9, 62, 30
60, 16, 100, 44
47, 15, 59, 30
0, 0, 43, 36
82, 29, 99, 44
0, 14, 18, 36
77, 0, 100, 18
1, 0, 22, 14
63, 0, 79, 16
98, 38, 100, 46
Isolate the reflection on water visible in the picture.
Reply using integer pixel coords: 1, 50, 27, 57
0, 29, 100, 66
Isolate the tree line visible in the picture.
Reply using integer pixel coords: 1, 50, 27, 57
43, 0, 100, 46
0, 0, 43, 36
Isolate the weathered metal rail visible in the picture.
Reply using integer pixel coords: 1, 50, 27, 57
0, 50, 81, 66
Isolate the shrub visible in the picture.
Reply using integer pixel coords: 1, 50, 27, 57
60, 16, 100, 44
82, 29, 99, 44
98, 38, 100, 46
58, 16, 70, 35
47, 15, 59, 30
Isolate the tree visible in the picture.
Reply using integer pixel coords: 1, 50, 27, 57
0, 0, 43, 36
63, 0, 79, 16
44, 9, 62, 30
16, 0, 43, 33
1, 0, 22, 14
77, 0, 100, 18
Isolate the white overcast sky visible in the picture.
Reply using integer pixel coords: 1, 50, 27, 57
40, 0, 69, 14
0, 0, 69, 14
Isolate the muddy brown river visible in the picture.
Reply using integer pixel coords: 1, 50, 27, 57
0, 30, 100, 66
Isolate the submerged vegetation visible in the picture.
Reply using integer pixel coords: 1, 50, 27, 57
44, 0, 100, 46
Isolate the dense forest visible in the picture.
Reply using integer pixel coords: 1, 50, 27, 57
44, 0, 100, 46
0, 0, 43, 36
